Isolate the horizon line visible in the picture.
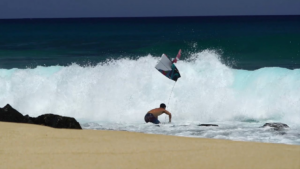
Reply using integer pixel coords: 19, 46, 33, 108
1, 14, 299, 20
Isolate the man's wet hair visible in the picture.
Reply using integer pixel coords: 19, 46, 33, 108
160, 103, 166, 108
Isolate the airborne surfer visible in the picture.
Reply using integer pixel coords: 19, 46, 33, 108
144, 103, 172, 124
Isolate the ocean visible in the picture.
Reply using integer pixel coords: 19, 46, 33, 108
1, 16, 300, 145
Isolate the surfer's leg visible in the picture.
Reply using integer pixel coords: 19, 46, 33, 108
152, 118, 160, 124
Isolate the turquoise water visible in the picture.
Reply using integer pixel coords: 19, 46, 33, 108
0, 16, 300, 145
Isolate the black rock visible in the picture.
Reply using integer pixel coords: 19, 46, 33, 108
0, 104, 25, 123
262, 123, 289, 130
33, 114, 82, 129
24, 114, 36, 124
198, 124, 218, 127
0, 104, 81, 129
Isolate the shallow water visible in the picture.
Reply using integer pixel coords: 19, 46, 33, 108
81, 121, 300, 145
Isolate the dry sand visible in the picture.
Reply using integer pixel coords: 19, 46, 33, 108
0, 122, 299, 169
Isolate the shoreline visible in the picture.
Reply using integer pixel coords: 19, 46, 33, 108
1, 122, 299, 169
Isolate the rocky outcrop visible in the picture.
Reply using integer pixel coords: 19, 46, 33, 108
0, 104, 26, 123
0, 104, 81, 129
33, 114, 82, 129
198, 124, 218, 127
261, 123, 289, 130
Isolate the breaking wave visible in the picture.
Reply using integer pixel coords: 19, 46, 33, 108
1, 50, 300, 126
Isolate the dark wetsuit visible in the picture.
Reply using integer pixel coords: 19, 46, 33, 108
144, 113, 160, 124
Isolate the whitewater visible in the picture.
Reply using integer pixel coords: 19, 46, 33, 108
1, 50, 300, 145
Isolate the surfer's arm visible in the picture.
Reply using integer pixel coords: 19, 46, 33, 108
164, 110, 172, 123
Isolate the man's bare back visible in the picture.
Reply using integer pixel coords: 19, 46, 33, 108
148, 108, 171, 118
145, 103, 172, 124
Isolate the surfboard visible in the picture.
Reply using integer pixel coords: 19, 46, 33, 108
155, 54, 181, 81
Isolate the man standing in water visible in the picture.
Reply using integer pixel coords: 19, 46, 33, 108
144, 103, 172, 124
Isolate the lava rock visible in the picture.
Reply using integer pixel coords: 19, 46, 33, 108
262, 123, 289, 130
0, 104, 81, 129
0, 104, 25, 123
33, 114, 82, 129
24, 114, 36, 124
198, 124, 218, 127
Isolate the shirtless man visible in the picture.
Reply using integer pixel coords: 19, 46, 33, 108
144, 103, 172, 124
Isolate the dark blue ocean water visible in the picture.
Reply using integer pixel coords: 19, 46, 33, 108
1, 16, 300, 69
1, 16, 300, 145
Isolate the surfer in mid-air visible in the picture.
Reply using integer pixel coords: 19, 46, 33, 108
144, 103, 172, 124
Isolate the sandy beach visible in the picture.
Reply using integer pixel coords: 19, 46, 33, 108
0, 122, 299, 169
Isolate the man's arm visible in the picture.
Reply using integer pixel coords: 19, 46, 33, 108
164, 110, 172, 123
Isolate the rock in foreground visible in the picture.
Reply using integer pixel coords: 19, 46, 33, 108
33, 114, 82, 129
0, 104, 25, 123
0, 104, 81, 129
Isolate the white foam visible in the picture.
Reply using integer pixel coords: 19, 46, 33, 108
0, 50, 300, 127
